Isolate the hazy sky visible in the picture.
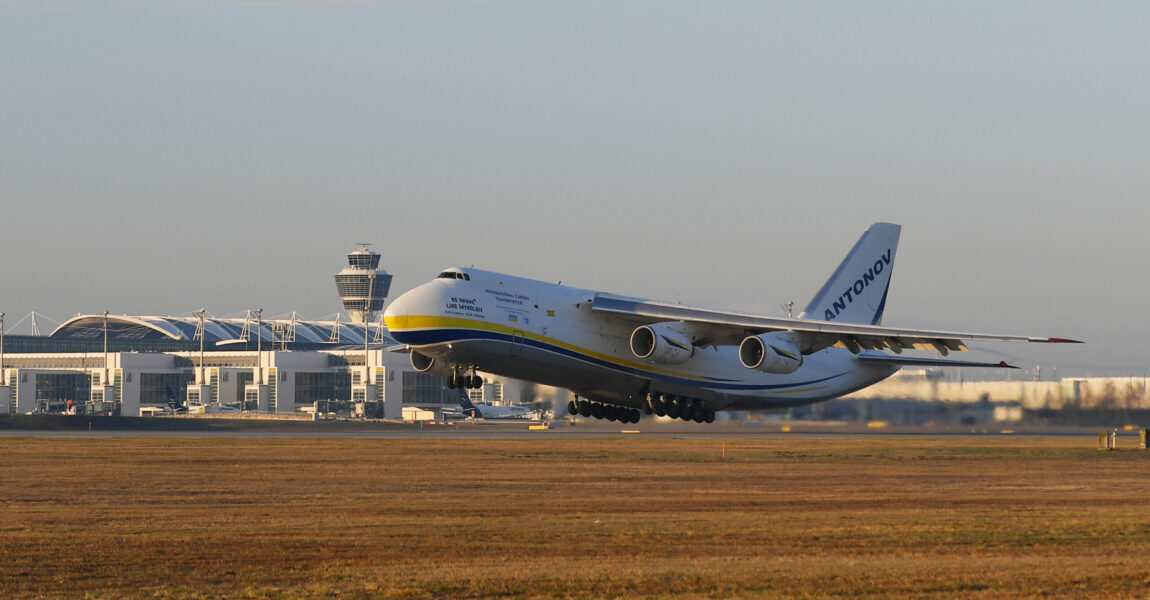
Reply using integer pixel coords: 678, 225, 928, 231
2, 1, 1147, 375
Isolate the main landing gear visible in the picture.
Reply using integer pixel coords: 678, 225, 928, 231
566, 398, 642, 424
447, 366, 483, 390
564, 394, 715, 424
646, 393, 715, 424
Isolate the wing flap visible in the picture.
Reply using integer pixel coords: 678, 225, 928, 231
856, 353, 1019, 369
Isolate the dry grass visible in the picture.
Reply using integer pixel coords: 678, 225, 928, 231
2, 436, 1149, 598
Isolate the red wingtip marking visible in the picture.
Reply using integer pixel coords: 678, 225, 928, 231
1047, 338, 1084, 344
998, 361, 1020, 369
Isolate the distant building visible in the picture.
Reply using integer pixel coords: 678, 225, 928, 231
0, 243, 456, 418
0, 342, 464, 418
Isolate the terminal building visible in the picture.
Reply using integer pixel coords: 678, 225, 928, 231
0, 246, 495, 418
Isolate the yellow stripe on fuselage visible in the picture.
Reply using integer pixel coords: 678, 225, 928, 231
385, 314, 711, 382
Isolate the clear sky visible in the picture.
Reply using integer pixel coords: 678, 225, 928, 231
2, 1, 1146, 376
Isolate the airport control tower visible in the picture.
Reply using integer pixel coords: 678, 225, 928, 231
334, 244, 393, 323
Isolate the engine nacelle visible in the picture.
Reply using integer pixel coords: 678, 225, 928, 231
630, 322, 697, 365
409, 351, 453, 377
739, 332, 804, 374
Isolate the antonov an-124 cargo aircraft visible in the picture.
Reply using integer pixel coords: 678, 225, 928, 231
383, 223, 1079, 424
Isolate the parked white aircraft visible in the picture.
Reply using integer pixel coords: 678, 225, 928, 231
384, 223, 1079, 424
458, 393, 534, 420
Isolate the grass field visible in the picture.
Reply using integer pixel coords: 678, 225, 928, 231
2, 436, 1149, 599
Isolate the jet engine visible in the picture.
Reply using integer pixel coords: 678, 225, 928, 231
630, 322, 697, 365
409, 351, 453, 377
738, 331, 804, 374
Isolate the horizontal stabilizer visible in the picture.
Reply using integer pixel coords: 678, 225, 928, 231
857, 353, 1019, 369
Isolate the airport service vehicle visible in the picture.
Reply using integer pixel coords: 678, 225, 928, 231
384, 223, 1079, 424
458, 393, 533, 420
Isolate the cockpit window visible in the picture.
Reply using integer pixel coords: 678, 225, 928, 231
437, 271, 471, 281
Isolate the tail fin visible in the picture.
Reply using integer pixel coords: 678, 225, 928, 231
458, 390, 480, 418
164, 383, 185, 410
800, 222, 901, 325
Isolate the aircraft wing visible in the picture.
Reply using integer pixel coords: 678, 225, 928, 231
591, 293, 1080, 355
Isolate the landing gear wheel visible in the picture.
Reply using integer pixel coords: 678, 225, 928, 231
704, 409, 716, 424
567, 400, 579, 416
666, 397, 681, 420
653, 396, 666, 417
578, 399, 592, 418
605, 405, 618, 421
591, 403, 604, 419
681, 400, 697, 422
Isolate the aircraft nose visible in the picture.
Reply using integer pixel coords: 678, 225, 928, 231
383, 292, 411, 331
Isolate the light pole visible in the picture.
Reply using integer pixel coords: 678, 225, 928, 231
365, 270, 374, 387
100, 310, 109, 410
102, 310, 109, 380
1, 312, 5, 391
197, 308, 206, 386
256, 308, 263, 384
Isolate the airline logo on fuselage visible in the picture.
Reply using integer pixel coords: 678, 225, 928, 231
823, 249, 892, 321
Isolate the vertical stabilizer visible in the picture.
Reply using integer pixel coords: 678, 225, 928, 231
458, 390, 481, 418
800, 223, 901, 325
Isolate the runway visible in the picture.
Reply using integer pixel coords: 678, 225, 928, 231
0, 413, 1104, 438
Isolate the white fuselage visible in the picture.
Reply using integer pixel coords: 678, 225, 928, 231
384, 269, 900, 412
466, 403, 533, 419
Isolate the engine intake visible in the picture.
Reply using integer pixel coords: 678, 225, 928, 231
409, 351, 452, 377
739, 332, 804, 374
630, 322, 697, 365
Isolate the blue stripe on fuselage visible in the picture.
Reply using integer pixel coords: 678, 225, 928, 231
393, 327, 848, 392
